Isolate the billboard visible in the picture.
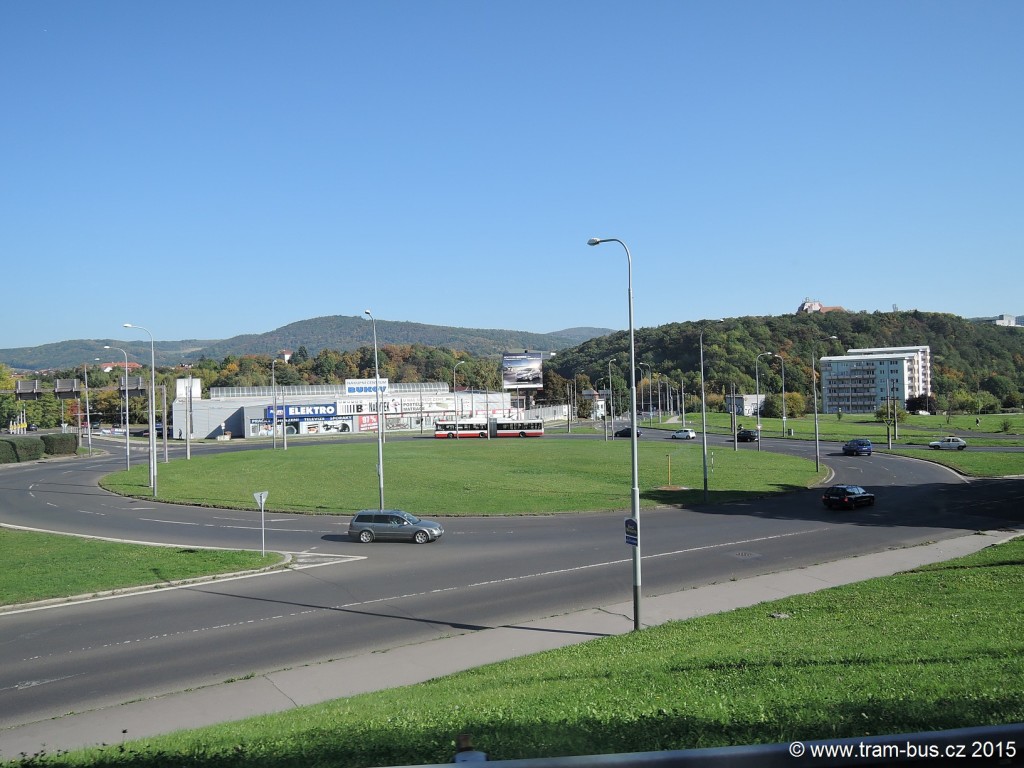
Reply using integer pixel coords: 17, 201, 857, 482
501, 352, 544, 390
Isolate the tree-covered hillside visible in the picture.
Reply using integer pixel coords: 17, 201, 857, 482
547, 311, 1024, 413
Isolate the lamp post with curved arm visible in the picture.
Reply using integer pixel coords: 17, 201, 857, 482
754, 352, 773, 453
123, 324, 157, 495
812, 335, 839, 472
104, 345, 131, 471
364, 310, 385, 512
587, 236, 641, 631
453, 361, 466, 438
638, 362, 651, 426
775, 354, 787, 437
699, 320, 723, 503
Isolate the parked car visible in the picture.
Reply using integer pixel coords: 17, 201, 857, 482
347, 510, 444, 544
671, 428, 696, 439
614, 427, 641, 438
736, 429, 758, 442
842, 438, 873, 456
27, 424, 39, 432
929, 436, 967, 451
821, 484, 875, 510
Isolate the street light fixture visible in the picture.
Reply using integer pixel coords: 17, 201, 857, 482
587, 236, 641, 631
775, 354, 787, 437
453, 361, 466, 438
364, 310, 385, 512
123, 323, 157, 496
271, 358, 280, 450
638, 362, 651, 426
812, 336, 839, 472
754, 352, 773, 453
699, 320, 723, 503
104, 345, 131, 472
82, 360, 94, 456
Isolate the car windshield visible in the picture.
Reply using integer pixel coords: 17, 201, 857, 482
398, 511, 421, 524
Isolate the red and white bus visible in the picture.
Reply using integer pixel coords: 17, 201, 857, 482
434, 418, 544, 439
491, 418, 544, 438
434, 420, 489, 438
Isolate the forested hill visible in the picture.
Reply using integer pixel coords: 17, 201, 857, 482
550, 311, 1024, 408
0, 316, 612, 371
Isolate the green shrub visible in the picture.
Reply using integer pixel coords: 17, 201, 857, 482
0, 436, 45, 462
41, 432, 79, 456
0, 441, 16, 465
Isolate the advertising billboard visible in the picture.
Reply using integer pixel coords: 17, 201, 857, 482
501, 352, 544, 390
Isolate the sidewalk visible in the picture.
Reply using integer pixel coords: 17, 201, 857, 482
1, 529, 1018, 760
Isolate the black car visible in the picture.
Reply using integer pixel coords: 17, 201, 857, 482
821, 484, 875, 510
614, 427, 641, 438
842, 438, 873, 456
736, 429, 758, 442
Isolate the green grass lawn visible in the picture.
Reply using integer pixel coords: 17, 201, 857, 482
99, 439, 829, 514
882, 448, 1024, 477
0, 529, 281, 606
36, 536, 1024, 768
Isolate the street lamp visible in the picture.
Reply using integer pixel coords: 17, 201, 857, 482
775, 354, 787, 437
699, 320, 723, 504
271, 358, 280, 450
754, 352, 773, 453
812, 336, 839, 472
638, 362, 651, 425
123, 323, 157, 496
82, 360, 94, 456
104, 345, 131, 472
453, 361, 466, 438
364, 310, 385, 512
587, 237, 641, 631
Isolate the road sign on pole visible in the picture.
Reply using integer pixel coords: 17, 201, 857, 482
253, 491, 269, 556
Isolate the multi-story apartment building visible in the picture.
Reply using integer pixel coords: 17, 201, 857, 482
819, 346, 931, 414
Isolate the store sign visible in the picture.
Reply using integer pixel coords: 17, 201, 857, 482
346, 378, 390, 395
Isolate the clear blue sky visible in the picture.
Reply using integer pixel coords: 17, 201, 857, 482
3, 1, 1021, 349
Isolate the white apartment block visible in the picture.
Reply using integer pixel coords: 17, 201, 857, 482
819, 346, 931, 414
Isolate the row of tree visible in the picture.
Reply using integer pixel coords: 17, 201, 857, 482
4, 311, 1021, 430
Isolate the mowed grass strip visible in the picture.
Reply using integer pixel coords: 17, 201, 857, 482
882, 448, 1024, 477
0, 529, 282, 606
99, 439, 826, 515
45, 537, 1024, 768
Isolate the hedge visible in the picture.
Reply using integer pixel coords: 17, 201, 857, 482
0, 433, 78, 464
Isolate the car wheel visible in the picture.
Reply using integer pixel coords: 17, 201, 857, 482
869, 498, 875, 506
446, 432, 455, 438
957, 445, 965, 450
358, 530, 374, 543
519, 431, 527, 438
413, 530, 430, 544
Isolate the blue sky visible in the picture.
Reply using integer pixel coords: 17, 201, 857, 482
3, 1, 1021, 349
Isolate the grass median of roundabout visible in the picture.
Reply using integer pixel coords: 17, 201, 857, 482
6, 437, 1024, 766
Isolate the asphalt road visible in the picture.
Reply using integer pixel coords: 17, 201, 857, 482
1, 434, 1022, 730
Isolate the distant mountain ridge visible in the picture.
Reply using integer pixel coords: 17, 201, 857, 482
0, 316, 614, 371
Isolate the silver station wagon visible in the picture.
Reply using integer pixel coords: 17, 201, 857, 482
347, 510, 444, 544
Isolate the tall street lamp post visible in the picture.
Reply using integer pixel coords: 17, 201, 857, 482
812, 336, 839, 472
453, 361, 466, 438
699, 320, 723, 503
775, 354, 787, 437
104, 345, 131, 471
587, 237, 641, 631
638, 362, 651, 425
124, 323, 157, 496
271, 358, 280, 450
82, 361, 94, 456
754, 351, 773, 453
364, 310, 385, 512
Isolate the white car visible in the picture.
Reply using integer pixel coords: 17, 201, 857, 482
671, 428, 696, 439
929, 436, 967, 451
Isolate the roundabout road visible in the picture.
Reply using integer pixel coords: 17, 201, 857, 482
1, 435, 1022, 730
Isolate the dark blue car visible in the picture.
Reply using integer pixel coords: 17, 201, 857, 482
842, 438, 872, 456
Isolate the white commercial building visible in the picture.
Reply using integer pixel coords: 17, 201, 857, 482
819, 346, 931, 415
170, 378, 514, 440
